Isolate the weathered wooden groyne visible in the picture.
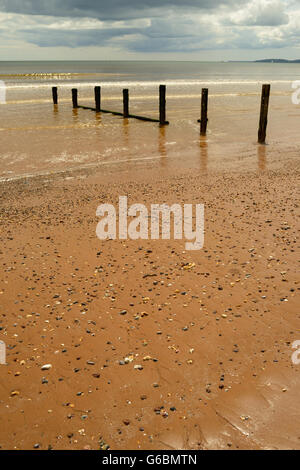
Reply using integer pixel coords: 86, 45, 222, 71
51, 83, 271, 143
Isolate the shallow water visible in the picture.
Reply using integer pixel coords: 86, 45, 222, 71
0, 61, 299, 180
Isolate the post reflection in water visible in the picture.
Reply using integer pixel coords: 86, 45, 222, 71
257, 144, 267, 172
159, 125, 167, 166
72, 108, 79, 124
122, 117, 129, 148
53, 104, 59, 118
95, 110, 102, 126
199, 135, 208, 173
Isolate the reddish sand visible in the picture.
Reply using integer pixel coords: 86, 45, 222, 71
0, 162, 299, 450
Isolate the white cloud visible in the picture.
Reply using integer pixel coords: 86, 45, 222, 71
228, 0, 289, 26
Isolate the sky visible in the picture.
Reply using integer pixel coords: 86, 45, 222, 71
0, 0, 299, 61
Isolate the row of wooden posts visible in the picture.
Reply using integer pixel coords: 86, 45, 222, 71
51, 83, 271, 144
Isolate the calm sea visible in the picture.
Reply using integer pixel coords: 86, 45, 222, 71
0, 61, 299, 180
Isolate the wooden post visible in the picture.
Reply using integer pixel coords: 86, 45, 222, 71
200, 88, 208, 136
95, 86, 101, 112
52, 87, 58, 105
72, 88, 78, 109
123, 89, 129, 118
258, 84, 271, 144
159, 85, 166, 125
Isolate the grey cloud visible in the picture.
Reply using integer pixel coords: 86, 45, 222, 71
20, 27, 136, 48
0, 0, 248, 20
249, 12, 289, 27
15, 18, 232, 52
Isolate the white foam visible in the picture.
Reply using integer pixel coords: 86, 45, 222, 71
4, 79, 294, 91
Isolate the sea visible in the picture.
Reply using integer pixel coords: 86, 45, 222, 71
0, 60, 299, 180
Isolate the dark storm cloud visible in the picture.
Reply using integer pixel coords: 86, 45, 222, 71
0, 0, 248, 20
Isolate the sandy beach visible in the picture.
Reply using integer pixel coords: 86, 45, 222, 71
0, 157, 299, 450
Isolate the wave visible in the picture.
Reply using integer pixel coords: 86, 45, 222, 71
0, 122, 103, 131
4, 90, 291, 105
3, 78, 295, 90
0, 73, 83, 78
0, 72, 121, 78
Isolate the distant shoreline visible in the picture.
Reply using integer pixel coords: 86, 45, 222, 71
229, 59, 300, 63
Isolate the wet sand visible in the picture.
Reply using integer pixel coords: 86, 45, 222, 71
0, 160, 299, 450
